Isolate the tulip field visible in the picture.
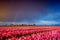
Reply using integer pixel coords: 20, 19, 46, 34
0, 26, 60, 40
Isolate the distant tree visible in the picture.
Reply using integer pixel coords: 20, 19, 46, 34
21, 24, 24, 26
10, 24, 13, 26
33, 24, 36, 26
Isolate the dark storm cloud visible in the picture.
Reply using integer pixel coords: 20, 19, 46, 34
0, 0, 48, 22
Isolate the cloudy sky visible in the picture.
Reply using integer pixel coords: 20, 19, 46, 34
0, 0, 60, 25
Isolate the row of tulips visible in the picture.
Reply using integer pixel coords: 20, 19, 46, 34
0, 28, 60, 40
